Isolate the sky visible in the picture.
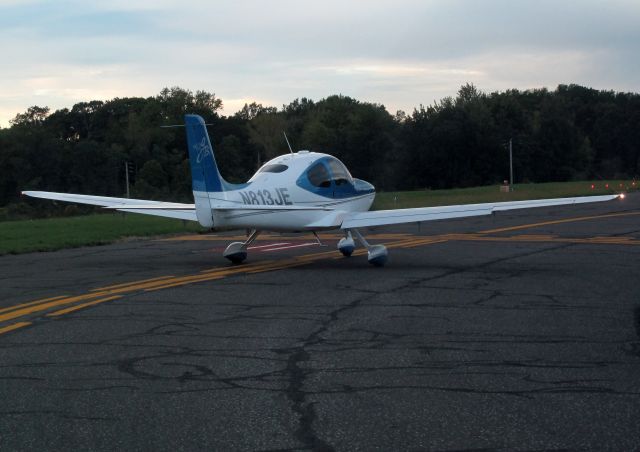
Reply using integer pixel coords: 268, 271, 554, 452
1, 0, 639, 127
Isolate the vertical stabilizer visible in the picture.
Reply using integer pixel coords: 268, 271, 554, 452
184, 114, 224, 227
185, 114, 225, 193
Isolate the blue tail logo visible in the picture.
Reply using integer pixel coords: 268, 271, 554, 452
195, 137, 212, 164
185, 114, 224, 193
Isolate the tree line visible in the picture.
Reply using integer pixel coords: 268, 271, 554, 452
1, 84, 638, 219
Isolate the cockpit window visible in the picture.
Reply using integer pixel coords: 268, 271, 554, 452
307, 162, 331, 188
326, 158, 353, 186
258, 163, 288, 173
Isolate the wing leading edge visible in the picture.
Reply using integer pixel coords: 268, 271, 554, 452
340, 194, 620, 229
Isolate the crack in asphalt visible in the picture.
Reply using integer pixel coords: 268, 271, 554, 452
261, 240, 628, 450
1, 215, 639, 450
31, 237, 634, 450
273, 295, 368, 451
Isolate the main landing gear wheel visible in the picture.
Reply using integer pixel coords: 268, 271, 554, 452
223, 242, 248, 264
223, 230, 261, 264
366, 244, 388, 266
348, 228, 389, 266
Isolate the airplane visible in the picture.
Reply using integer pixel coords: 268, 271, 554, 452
23, 114, 622, 266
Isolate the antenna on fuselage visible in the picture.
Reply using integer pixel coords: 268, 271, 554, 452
283, 131, 294, 155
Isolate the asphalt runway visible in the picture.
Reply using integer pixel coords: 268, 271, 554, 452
1, 193, 640, 451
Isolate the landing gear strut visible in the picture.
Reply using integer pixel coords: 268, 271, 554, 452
223, 229, 260, 264
339, 228, 388, 266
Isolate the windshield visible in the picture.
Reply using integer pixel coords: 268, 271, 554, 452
326, 158, 353, 185
307, 162, 331, 187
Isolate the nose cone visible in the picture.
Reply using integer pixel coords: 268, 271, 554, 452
354, 178, 375, 194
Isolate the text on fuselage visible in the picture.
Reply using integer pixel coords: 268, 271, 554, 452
239, 188, 292, 205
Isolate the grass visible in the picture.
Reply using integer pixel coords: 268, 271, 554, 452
1, 179, 635, 255
0, 213, 203, 255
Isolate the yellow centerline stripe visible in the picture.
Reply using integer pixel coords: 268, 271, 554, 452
0, 322, 32, 335
293, 250, 341, 261
144, 274, 230, 291
0, 292, 110, 323
46, 295, 123, 317
0, 295, 68, 315
244, 261, 308, 274
446, 235, 639, 245
199, 260, 280, 274
97, 277, 209, 294
4, 217, 637, 328
144, 260, 296, 291
198, 260, 280, 273
400, 239, 450, 248
144, 276, 227, 291
479, 211, 640, 234
91, 276, 176, 292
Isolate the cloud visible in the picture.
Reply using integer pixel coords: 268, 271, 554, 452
1, 0, 639, 127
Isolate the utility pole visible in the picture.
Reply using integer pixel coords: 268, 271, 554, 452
125, 161, 130, 198
509, 138, 514, 191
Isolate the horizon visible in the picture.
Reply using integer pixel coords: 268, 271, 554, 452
3, 82, 639, 128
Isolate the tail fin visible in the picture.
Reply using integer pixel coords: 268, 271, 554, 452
185, 114, 226, 193
185, 114, 228, 228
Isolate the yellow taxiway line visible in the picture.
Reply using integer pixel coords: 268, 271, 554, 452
478, 211, 640, 234
0, 295, 68, 315
0, 322, 32, 335
1, 210, 638, 335
91, 276, 177, 292
47, 295, 123, 317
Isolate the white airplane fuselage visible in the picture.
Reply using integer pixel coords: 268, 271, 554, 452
193, 151, 376, 232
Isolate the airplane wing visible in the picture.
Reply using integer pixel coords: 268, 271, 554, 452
340, 194, 620, 229
21, 191, 197, 221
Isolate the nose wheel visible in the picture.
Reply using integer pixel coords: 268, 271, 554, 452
338, 231, 355, 257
